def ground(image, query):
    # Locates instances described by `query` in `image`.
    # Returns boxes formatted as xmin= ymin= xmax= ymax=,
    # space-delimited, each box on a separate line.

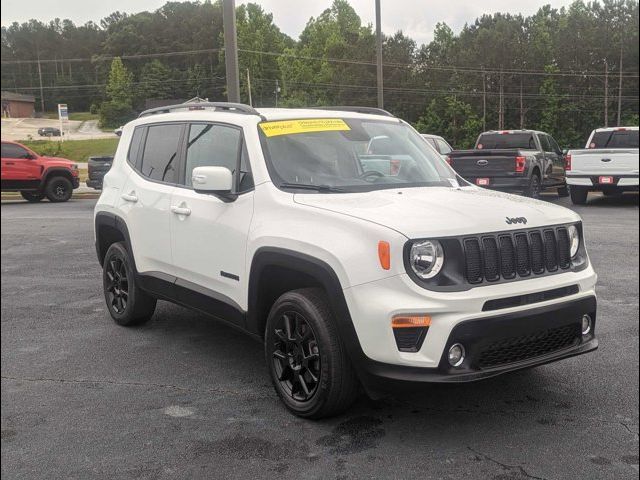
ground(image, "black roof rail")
xmin=138 ymin=102 xmax=264 ymax=119
xmin=309 ymin=106 xmax=395 ymax=117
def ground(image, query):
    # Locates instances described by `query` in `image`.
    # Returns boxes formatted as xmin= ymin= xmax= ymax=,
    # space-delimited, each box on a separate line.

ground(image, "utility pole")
xmin=375 ymin=0 xmax=384 ymax=109
xmin=617 ymin=43 xmax=623 ymax=126
xmin=482 ymin=69 xmax=486 ymax=131
xmin=498 ymin=71 xmax=504 ymax=130
xmin=604 ymin=59 xmax=609 ymax=127
xmin=275 ymin=79 xmax=280 ymax=107
xmin=222 ymin=0 xmax=240 ymax=103
xmin=36 ymin=49 xmax=45 ymax=113
xmin=519 ymin=75 xmax=524 ymax=128
xmin=246 ymin=68 xmax=253 ymax=106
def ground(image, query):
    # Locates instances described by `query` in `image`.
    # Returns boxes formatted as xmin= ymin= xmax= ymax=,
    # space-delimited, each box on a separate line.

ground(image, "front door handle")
xmin=170 ymin=205 xmax=191 ymax=216
xmin=121 ymin=192 xmax=138 ymax=203
xmin=5 ymin=162 xmax=15 ymax=165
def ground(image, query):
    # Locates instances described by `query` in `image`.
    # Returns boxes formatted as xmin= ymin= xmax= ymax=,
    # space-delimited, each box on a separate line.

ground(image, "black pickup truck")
xmin=86 ymin=156 xmax=113 ymax=190
xmin=447 ymin=130 xmax=568 ymax=198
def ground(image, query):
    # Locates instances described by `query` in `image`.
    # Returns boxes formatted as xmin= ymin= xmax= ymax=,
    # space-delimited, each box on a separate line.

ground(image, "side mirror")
xmin=562 ymin=149 xmax=569 ymax=156
xmin=23 ymin=153 xmax=36 ymax=160
xmin=192 ymin=166 xmax=236 ymax=201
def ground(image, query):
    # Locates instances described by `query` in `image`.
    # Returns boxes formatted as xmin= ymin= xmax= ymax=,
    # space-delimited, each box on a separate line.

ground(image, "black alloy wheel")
xmin=272 ymin=311 xmax=321 ymax=402
xmin=101 ymin=242 xmax=156 ymax=326
xmin=105 ymin=256 xmax=129 ymax=314
xmin=45 ymin=176 xmax=73 ymax=202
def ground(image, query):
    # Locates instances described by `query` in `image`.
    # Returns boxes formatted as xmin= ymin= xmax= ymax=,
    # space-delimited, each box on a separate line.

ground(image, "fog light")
xmin=448 ymin=343 xmax=466 ymax=367
xmin=581 ymin=314 xmax=592 ymax=335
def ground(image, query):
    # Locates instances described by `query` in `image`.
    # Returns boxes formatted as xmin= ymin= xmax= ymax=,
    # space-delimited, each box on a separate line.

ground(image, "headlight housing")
xmin=567 ymin=224 xmax=580 ymax=258
xmin=409 ymin=240 xmax=445 ymax=279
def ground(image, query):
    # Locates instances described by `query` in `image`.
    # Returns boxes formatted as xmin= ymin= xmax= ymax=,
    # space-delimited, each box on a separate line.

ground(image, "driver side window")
xmin=1 ymin=143 xmax=31 ymax=159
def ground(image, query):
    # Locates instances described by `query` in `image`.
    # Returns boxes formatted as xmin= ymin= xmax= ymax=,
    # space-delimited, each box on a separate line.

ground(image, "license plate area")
xmin=599 ymin=176 xmax=614 ymax=185
xmin=476 ymin=178 xmax=490 ymax=186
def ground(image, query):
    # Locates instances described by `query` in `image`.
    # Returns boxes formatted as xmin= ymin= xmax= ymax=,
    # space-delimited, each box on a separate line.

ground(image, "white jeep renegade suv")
xmin=94 ymin=103 xmax=598 ymax=418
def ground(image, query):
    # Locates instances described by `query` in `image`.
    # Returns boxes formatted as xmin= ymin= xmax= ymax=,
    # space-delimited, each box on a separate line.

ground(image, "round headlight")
xmin=409 ymin=240 xmax=445 ymax=279
xmin=568 ymin=225 xmax=580 ymax=258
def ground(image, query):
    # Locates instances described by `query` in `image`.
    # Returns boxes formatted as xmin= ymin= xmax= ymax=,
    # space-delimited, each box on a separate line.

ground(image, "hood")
xmin=40 ymin=156 xmax=75 ymax=166
xmin=294 ymin=186 xmax=580 ymax=238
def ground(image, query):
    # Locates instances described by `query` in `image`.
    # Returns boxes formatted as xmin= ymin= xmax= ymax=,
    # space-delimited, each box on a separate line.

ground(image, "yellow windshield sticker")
xmin=259 ymin=118 xmax=351 ymax=137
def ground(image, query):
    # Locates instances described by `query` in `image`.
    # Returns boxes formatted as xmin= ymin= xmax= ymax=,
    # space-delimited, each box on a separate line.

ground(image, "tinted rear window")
xmin=590 ymin=130 xmax=639 ymax=149
xmin=140 ymin=124 xmax=182 ymax=183
xmin=477 ymin=133 xmax=536 ymax=150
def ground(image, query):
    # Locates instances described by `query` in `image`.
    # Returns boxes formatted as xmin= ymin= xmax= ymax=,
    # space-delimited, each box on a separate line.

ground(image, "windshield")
xmin=258 ymin=118 xmax=458 ymax=192
xmin=476 ymin=133 xmax=536 ymax=150
xmin=589 ymin=130 xmax=639 ymax=149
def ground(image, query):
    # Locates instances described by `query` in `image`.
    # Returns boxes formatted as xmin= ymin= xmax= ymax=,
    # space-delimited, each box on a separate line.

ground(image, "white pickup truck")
xmin=566 ymin=126 xmax=639 ymax=205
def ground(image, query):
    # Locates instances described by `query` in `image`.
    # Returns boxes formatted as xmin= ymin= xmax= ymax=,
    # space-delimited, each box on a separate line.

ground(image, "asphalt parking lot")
xmin=1 ymin=195 xmax=638 ymax=480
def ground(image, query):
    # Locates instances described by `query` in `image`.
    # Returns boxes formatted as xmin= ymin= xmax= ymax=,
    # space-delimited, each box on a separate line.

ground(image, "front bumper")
xmin=353 ymin=296 xmax=597 ymax=392
xmin=342 ymin=266 xmax=598 ymax=391
xmin=71 ymin=177 xmax=80 ymax=189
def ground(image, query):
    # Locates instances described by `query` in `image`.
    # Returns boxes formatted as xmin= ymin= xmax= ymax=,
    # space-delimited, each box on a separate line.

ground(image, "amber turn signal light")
xmin=378 ymin=241 xmax=391 ymax=270
xmin=391 ymin=315 xmax=432 ymax=329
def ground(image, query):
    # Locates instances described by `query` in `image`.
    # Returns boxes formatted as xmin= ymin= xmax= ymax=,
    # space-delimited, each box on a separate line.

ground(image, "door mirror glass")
xmin=192 ymin=166 xmax=233 ymax=194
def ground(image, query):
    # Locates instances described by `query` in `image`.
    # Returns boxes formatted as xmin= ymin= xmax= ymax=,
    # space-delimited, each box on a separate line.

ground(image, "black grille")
xmin=482 ymin=238 xmax=500 ymax=281
xmin=464 ymin=227 xmax=573 ymax=284
xmin=464 ymin=239 xmax=483 ymax=284
xmin=477 ymin=323 xmax=581 ymax=369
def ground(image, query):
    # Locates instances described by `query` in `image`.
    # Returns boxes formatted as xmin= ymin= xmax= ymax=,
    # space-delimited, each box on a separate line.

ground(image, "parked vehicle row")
xmin=424 ymin=127 xmax=638 ymax=205
xmin=94 ymin=103 xmax=598 ymax=419
xmin=0 ymin=140 xmax=80 ymax=202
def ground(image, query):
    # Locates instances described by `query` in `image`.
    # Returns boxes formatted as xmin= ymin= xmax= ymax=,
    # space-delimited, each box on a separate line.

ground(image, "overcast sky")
xmin=1 ymin=0 xmax=576 ymax=45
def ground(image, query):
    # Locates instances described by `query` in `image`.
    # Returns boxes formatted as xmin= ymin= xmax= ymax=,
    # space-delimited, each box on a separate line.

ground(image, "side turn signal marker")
xmin=378 ymin=241 xmax=391 ymax=270
xmin=391 ymin=315 xmax=432 ymax=329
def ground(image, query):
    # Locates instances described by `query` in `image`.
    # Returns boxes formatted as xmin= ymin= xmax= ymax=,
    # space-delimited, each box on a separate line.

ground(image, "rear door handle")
xmin=121 ymin=192 xmax=138 ymax=203
xmin=170 ymin=205 xmax=191 ymax=216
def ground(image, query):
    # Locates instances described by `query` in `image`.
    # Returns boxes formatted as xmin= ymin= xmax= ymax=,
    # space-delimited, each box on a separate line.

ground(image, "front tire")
xmin=265 ymin=288 xmax=359 ymax=419
xmin=570 ymin=186 xmax=589 ymax=205
xmin=20 ymin=191 xmax=44 ymax=203
xmin=103 ymin=242 xmax=156 ymax=326
xmin=44 ymin=176 xmax=73 ymax=202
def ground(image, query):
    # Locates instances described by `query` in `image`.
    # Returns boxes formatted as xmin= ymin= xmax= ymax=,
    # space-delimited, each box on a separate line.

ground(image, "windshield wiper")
xmin=278 ymin=183 xmax=347 ymax=193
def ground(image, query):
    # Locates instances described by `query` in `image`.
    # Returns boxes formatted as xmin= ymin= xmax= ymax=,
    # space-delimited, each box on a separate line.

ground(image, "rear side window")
xmin=435 ymin=138 xmax=452 ymax=154
xmin=590 ymin=130 xmax=639 ymax=148
xmin=477 ymin=133 xmax=536 ymax=150
xmin=1 ymin=143 xmax=29 ymax=159
xmin=539 ymin=135 xmax=552 ymax=152
xmin=140 ymin=124 xmax=183 ymax=183
xmin=127 ymin=127 xmax=145 ymax=167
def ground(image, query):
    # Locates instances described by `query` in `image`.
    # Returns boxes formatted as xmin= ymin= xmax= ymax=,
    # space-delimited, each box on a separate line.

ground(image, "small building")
xmin=1 ymin=91 xmax=36 ymax=118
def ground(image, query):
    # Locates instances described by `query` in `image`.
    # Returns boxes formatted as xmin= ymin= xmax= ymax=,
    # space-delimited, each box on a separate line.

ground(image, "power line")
xmin=3 ymin=46 xmax=638 ymax=78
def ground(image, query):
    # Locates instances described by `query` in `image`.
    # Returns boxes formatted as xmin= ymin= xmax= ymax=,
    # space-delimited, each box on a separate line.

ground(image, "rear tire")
xmin=265 ymin=288 xmax=359 ymax=419
xmin=557 ymin=184 xmax=570 ymax=198
xmin=103 ymin=242 xmax=156 ymax=326
xmin=20 ymin=191 xmax=44 ymax=203
xmin=570 ymin=186 xmax=589 ymax=205
xmin=525 ymin=173 xmax=542 ymax=199
xmin=44 ymin=176 xmax=73 ymax=202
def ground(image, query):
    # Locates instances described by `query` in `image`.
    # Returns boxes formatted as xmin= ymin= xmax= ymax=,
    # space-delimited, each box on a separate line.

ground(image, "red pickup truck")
xmin=1 ymin=141 xmax=80 ymax=202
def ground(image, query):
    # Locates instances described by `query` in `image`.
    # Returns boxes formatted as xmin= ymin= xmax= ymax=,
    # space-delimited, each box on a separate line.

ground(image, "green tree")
xmin=105 ymin=57 xmax=133 ymax=104
xmin=137 ymin=59 xmax=174 ymax=104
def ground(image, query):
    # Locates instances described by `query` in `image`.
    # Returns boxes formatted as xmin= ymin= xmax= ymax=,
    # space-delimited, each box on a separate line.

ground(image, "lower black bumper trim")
xmin=354 ymin=296 xmax=597 ymax=393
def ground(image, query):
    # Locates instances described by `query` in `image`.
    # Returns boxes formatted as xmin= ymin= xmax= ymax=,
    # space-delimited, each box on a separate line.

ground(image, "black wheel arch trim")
xmin=40 ymin=168 xmax=76 ymax=190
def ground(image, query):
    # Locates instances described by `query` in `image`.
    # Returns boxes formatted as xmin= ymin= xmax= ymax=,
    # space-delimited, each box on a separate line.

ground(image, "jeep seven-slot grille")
xmin=464 ymin=227 xmax=572 ymax=284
